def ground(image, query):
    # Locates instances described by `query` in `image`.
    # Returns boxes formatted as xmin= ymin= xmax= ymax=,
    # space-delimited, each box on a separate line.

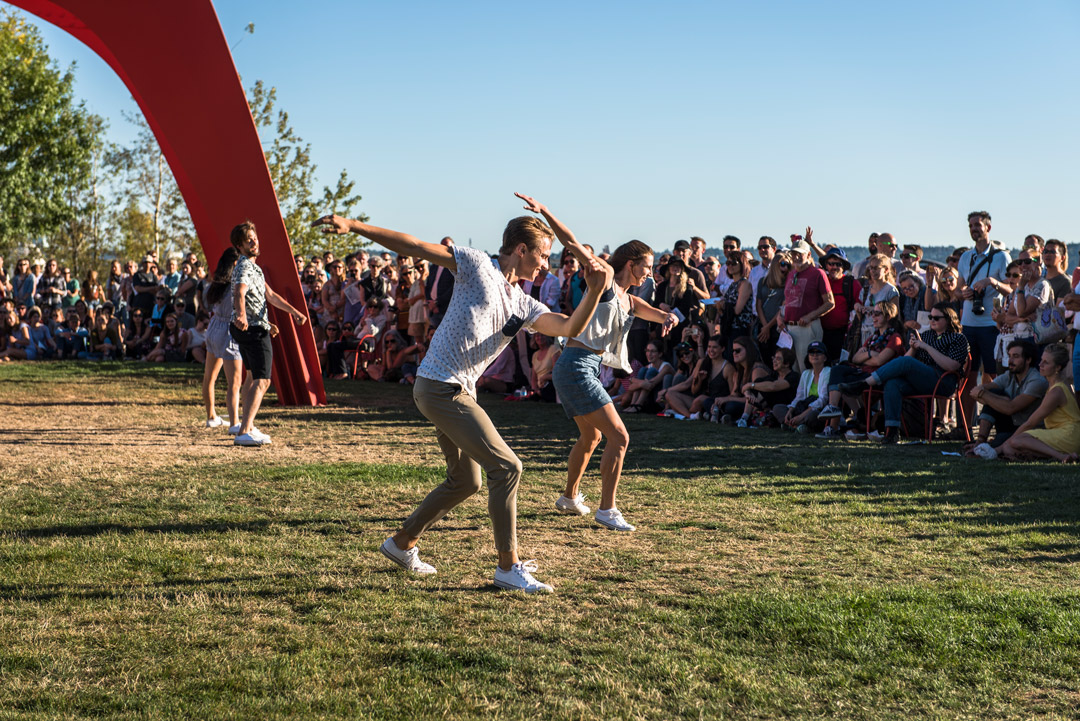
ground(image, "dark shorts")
xmin=962 ymin=325 xmax=998 ymax=375
xmin=229 ymin=324 xmax=273 ymax=380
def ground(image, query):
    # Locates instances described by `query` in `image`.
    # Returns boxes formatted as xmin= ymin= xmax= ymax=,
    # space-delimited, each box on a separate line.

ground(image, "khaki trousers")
xmin=786 ymin=320 xmax=823 ymax=373
xmin=402 ymin=376 xmax=522 ymax=552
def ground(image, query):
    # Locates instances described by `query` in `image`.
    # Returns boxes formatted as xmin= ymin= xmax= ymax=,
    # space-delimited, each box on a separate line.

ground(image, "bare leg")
xmin=223 ymin=358 xmax=242 ymax=426
xmin=565 ymin=416 xmax=602 ymax=499
xmin=581 ymin=404 xmax=630 ymax=510
xmin=688 ymin=394 xmax=711 ymax=414
xmin=238 ymin=372 xmax=270 ymax=435
xmin=665 ymin=390 xmax=694 ymax=416
xmin=1001 ymin=433 xmax=1071 ymax=462
xmin=202 ymin=352 xmax=222 ymax=420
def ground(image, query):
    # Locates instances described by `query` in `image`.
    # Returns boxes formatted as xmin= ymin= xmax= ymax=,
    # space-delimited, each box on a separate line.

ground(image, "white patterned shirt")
xmin=418 ymin=247 xmax=547 ymax=397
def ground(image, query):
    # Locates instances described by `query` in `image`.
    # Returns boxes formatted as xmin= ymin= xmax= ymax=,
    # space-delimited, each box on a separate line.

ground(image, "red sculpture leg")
xmin=11 ymin=0 xmax=326 ymax=406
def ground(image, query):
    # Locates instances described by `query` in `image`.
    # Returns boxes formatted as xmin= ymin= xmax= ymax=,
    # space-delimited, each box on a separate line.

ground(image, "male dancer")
xmin=313 ymin=208 xmax=611 ymax=593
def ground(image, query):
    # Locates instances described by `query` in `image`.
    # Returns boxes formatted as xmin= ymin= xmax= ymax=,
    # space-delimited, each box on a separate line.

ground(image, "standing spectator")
xmin=872 ymin=233 xmax=907 ymax=277
xmin=106 ymin=261 xmax=125 ymax=309
xmin=61 ymin=267 xmax=80 ymax=308
xmin=854 ymin=254 xmax=899 ymax=349
xmin=670 ymin=240 xmax=710 ymax=300
xmin=521 ymin=259 xmax=560 ymax=311
xmin=36 ymin=259 xmax=67 ymax=312
xmin=1041 ymin=239 xmax=1071 ymax=301
xmin=819 ymin=248 xmax=860 ymax=361
xmin=159 ymin=258 xmax=182 ymax=293
xmin=924 ymin=265 xmax=964 ymax=316
xmin=655 ymin=258 xmax=699 ymax=350
xmin=130 ymin=259 xmax=159 ymax=318
xmin=0 ymin=256 xmax=9 ymax=300
xmin=851 ymin=232 xmax=882 ymax=282
xmin=320 ymin=260 xmax=347 ymax=327
xmin=711 ymin=236 xmax=741 ymax=297
xmin=755 ymin=250 xmax=791 ymax=363
xmin=690 ymin=236 xmax=709 ymax=274
xmin=897 ymin=271 xmax=926 ymax=331
xmin=12 ymin=259 xmax=36 ymax=308
xmin=900 ymin=245 xmax=925 ymax=280
xmin=79 ymin=270 xmax=100 ymax=310
xmin=718 ymin=251 xmax=755 ymax=356
xmin=779 ymin=238 xmax=834 ymax=372
xmin=625 ymin=264 xmax=656 ymax=368
xmin=748 ymin=236 xmax=776 ymax=310
xmin=958 ymin=210 xmax=1011 ymax=428
xmin=406 ymin=265 xmax=430 ymax=342
xmin=176 ymin=262 xmax=200 ymax=311
xmin=424 ymin=236 xmax=455 ymax=325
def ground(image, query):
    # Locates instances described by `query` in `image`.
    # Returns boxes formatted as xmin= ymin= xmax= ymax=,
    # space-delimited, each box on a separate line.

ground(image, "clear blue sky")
xmin=8 ymin=0 xmax=1080 ymax=255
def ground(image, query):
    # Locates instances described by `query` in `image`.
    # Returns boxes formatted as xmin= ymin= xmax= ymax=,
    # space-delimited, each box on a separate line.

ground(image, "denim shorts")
xmin=552 ymin=346 xmax=610 ymax=419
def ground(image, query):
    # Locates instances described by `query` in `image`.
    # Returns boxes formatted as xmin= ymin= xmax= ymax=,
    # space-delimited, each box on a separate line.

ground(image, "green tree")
xmin=0 ymin=10 xmax=99 ymax=259
xmin=247 ymin=80 xmax=367 ymax=258
xmin=49 ymin=113 xmax=111 ymax=275
xmin=108 ymin=112 xmax=195 ymax=262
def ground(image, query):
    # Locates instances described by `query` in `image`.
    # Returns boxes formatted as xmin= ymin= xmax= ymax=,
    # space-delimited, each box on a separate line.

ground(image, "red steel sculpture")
xmin=11 ymin=0 xmax=326 ymax=405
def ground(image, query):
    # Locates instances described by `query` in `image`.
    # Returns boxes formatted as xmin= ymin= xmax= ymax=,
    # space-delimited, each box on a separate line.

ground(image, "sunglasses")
xmin=870 ymin=310 xmax=884 ymax=317
xmin=929 ymin=315 xmax=946 ymax=321
xmin=733 ymin=348 xmax=745 ymax=354
xmin=1042 ymin=248 xmax=1059 ymax=255
xmin=825 ymin=261 xmax=842 ymax=268
xmin=808 ymin=349 xmax=825 ymax=355
xmin=1006 ymin=273 xmax=1021 ymax=279
xmin=879 ymin=241 xmax=896 ymax=247
xmin=326 ymin=326 xmax=340 ymax=331
xmin=779 ymin=262 xmax=791 ymax=269
xmin=725 ymin=261 xmax=739 ymax=266
xmin=902 ymin=253 xmax=918 ymax=259
xmin=1018 ymin=258 xmax=1039 ymax=266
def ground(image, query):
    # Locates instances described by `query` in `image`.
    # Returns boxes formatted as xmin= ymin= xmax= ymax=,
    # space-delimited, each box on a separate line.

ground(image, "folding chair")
xmin=862 ymin=354 xmax=972 ymax=442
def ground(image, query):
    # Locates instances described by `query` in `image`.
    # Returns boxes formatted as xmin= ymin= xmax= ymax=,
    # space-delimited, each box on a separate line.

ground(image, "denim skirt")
xmin=552 ymin=345 xmax=610 ymax=419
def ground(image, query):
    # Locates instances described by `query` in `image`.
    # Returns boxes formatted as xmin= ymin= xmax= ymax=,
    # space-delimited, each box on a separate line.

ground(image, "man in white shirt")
xmin=314 ymin=203 xmax=610 ymax=594
xmin=748 ymin=235 xmax=775 ymax=309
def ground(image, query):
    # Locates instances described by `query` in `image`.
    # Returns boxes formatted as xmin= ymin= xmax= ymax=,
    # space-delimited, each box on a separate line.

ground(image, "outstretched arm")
xmin=312 ymin=215 xmax=456 ymax=271
xmin=532 ymin=256 xmax=613 ymax=338
xmin=628 ymin=295 xmax=679 ymax=336
xmin=515 ymin=192 xmax=601 ymax=270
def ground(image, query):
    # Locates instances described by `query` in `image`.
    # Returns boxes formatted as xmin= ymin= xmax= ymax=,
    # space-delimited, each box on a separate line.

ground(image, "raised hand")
xmin=311 ymin=214 xmax=351 ymax=235
xmin=805 ymin=226 xmax=815 ymax=246
xmin=583 ymin=255 xmax=613 ymax=291
xmin=514 ymin=192 xmax=547 ymax=215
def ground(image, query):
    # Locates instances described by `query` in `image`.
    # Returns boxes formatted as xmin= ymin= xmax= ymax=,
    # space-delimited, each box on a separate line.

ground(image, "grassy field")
xmin=1 ymin=362 xmax=1079 ymax=719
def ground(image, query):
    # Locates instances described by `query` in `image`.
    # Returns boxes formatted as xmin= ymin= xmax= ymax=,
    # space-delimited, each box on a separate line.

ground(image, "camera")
xmin=971 ymin=294 xmax=985 ymax=315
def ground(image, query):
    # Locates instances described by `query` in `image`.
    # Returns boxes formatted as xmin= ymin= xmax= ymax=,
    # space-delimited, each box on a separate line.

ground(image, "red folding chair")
xmin=343 ymin=333 xmax=376 ymax=378
xmin=862 ymin=354 xmax=972 ymax=442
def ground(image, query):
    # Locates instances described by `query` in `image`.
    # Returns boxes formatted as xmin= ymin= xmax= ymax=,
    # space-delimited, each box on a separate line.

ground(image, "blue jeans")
xmin=871 ymin=357 xmax=950 ymax=429
xmin=1074 ymin=340 xmax=1080 ymax=396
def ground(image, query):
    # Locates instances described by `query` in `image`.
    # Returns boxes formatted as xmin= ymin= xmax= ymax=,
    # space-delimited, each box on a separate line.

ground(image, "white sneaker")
xmin=972 ymin=443 xmax=998 ymax=460
xmin=229 ymin=424 xmax=259 ymax=436
xmin=845 ymin=430 xmax=867 ymax=441
xmin=234 ymin=432 xmax=270 ymax=446
xmin=689 ymin=412 xmax=701 ymax=421
xmin=867 ymin=430 xmax=884 ymax=442
xmin=494 ymin=560 xmax=553 ymax=593
xmin=379 ymin=537 xmax=436 ymax=575
xmin=205 ymin=416 xmax=225 ymax=428
xmin=595 ymin=508 xmax=636 ymax=531
xmin=818 ymin=404 xmax=843 ymax=419
xmin=555 ymin=493 xmax=590 ymax=516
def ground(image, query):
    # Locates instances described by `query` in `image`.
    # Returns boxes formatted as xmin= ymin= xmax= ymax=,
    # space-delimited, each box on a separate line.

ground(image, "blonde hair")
xmin=867 ymin=253 xmax=896 ymax=285
xmin=765 ymin=251 xmax=791 ymax=289
xmin=500 ymin=216 xmax=553 ymax=255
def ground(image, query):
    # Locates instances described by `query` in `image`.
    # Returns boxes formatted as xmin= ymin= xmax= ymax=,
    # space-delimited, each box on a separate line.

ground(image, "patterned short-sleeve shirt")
xmin=913 ymin=329 xmax=969 ymax=374
xmin=418 ymin=246 xmax=548 ymax=397
xmin=231 ymin=255 xmax=269 ymax=329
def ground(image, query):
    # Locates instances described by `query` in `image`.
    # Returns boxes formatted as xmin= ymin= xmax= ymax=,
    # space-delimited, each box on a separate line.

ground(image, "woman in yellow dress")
xmin=1000 ymin=343 xmax=1080 ymax=463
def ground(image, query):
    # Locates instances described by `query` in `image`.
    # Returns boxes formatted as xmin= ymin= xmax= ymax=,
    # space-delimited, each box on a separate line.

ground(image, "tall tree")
xmin=0 ymin=10 xmax=99 ymax=259
xmin=247 ymin=80 xmax=367 ymax=258
xmin=108 ymin=112 xmax=195 ymax=262
xmin=49 ymin=113 xmax=110 ymax=274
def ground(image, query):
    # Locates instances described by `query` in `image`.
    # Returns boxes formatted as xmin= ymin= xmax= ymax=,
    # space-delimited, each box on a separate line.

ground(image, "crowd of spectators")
xmin=2 ymin=211 xmax=1079 ymax=461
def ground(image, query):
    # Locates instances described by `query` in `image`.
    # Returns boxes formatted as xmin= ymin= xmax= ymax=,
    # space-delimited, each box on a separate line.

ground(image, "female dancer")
xmin=517 ymin=196 xmax=678 ymax=532
xmin=202 ymin=248 xmax=243 ymax=430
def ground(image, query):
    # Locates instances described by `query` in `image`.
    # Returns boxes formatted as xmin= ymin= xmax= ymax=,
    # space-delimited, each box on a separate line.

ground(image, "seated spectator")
xmin=997 ymin=343 xmax=1080 ymax=463
xmin=966 ymin=339 xmax=1046 ymax=452
xmin=144 ymin=313 xmax=185 ymax=362
xmin=779 ymin=341 xmax=832 ymax=432
xmin=663 ymin=336 xmax=734 ymax=420
xmin=817 ymin=300 xmax=906 ymax=438
xmin=657 ymin=342 xmax=699 ymax=417
xmin=402 ymin=323 xmax=437 ymax=385
xmin=55 ymin=308 xmax=89 ymax=359
xmin=5 ymin=308 xmax=33 ymax=359
xmin=83 ymin=312 xmax=120 ymax=360
xmin=379 ymin=330 xmax=422 ymax=383
xmin=736 ymin=346 xmax=799 ymax=427
xmin=710 ymin=336 xmax=769 ymax=424
xmin=172 ymin=298 xmax=196 ymax=330
xmin=754 ymin=250 xmax=791 ymax=363
xmin=124 ymin=309 xmax=154 ymax=360
xmin=25 ymin=307 xmax=57 ymax=360
xmin=476 ymin=343 xmax=518 ymax=394
xmin=46 ymin=306 xmax=65 ymax=335
xmin=318 ymin=321 xmax=342 ymax=374
xmin=621 ymin=340 xmax=674 ymax=413
xmin=149 ymin=290 xmax=171 ymax=329
xmin=529 ymin=334 xmax=560 ymax=402
xmin=73 ymin=298 xmax=92 ymax=329
xmin=837 ymin=303 xmax=969 ymax=444
xmin=186 ymin=312 xmax=210 ymax=364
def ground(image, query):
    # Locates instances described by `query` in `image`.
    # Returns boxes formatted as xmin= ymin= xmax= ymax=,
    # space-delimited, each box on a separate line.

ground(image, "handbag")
xmin=1032 ymin=302 xmax=1067 ymax=344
